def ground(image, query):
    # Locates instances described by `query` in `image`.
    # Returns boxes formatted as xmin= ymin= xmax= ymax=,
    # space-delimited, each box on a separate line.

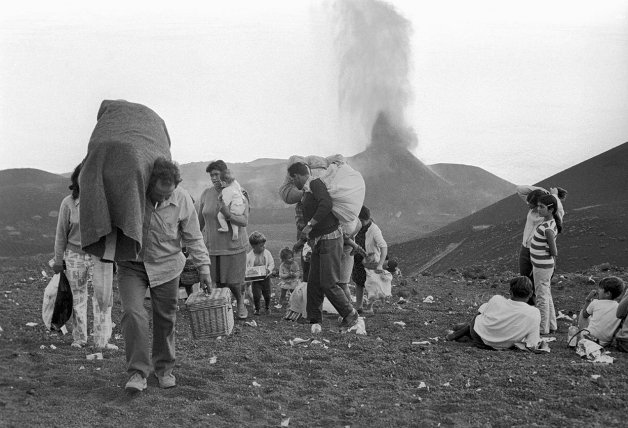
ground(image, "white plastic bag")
xmin=365 ymin=269 xmax=393 ymax=302
xmin=283 ymin=155 xmax=365 ymax=237
xmin=42 ymin=274 xmax=60 ymax=330
xmin=576 ymin=338 xmax=603 ymax=360
xmin=567 ymin=325 xmax=583 ymax=347
xmin=288 ymin=282 xmax=308 ymax=319
xmin=322 ymin=296 xmax=339 ymax=314
xmin=318 ymin=163 xmax=365 ymax=237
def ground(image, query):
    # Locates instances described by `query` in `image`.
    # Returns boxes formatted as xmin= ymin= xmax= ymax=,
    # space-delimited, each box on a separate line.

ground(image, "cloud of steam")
xmin=333 ymin=0 xmax=417 ymax=151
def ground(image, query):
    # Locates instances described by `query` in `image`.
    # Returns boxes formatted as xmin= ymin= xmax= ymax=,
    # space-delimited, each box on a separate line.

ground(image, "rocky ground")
xmin=1 ymin=254 xmax=627 ymax=427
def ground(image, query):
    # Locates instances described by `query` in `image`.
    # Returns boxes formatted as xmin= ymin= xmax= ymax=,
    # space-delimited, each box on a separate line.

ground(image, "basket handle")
xmin=201 ymin=283 xmax=217 ymax=295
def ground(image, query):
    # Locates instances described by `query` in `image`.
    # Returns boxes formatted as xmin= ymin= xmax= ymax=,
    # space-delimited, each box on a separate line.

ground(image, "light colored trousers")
xmin=533 ymin=266 xmax=557 ymax=334
xmin=64 ymin=249 xmax=114 ymax=346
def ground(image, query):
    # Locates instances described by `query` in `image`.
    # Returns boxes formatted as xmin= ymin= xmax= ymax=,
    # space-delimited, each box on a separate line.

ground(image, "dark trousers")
xmin=519 ymin=246 xmax=536 ymax=305
xmin=252 ymin=277 xmax=271 ymax=311
xmin=449 ymin=315 xmax=491 ymax=349
xmin=306 ymin=235 xmax=353 ymax=323
xmin=301 ymin=256 xmax=310 ymax=283
xmin=118 ymin=261 xmax=179 ymax=379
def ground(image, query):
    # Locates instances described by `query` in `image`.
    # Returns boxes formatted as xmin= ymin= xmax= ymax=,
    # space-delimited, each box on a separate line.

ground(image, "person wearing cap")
xmin=287 ymin=162 xmax=359 ymax=330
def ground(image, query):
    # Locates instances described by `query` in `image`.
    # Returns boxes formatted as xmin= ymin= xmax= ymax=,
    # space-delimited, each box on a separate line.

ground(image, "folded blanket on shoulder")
xmin=80 ymin=100 xmax=172 ymax=261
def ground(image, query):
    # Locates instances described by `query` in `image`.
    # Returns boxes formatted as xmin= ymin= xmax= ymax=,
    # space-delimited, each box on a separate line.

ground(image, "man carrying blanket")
xmin=119 ymin=158 xmax=211 ymax=392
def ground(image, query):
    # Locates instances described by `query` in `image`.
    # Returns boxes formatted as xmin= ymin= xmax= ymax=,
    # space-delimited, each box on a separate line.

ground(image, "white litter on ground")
xmin=423 ymin=296 xmax=434 ymax=303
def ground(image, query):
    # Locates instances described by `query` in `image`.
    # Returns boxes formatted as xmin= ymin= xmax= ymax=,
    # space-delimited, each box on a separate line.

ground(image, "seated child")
xmin=246 ymin=231 xmax=275 ymax=315
xmin=217 ymin=169 xmax=246 ymax=240
xmin=615 ymin=278 xmax=628 ymax=352
xmin=383 ymin=258 xmax=400 ymax=276
xmin=277 ymin=247 xmax=300 ymax=305
xmin=577 ymin=276 xmax=624 ymax=346
xmin=446 ymin=276 xmax=541 ymax=350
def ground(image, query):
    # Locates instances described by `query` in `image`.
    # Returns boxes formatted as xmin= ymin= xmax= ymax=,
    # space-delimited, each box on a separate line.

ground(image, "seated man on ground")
xmin=577 ymin=276 xmax=624 ymax=347
xmin=446 ymin=276 xmax=541 ymax=350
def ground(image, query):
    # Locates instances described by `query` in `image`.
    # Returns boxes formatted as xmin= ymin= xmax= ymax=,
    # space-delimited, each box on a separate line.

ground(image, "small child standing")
xmin=277 ymin=247 xmax=301 ymax=305
xmin=246 ymin=232 xmax=275 ymax=315
xmin=217 ymin=169 xmax=246 ymax=240
xmin=577 ymin=276 xmax=625 ymax=346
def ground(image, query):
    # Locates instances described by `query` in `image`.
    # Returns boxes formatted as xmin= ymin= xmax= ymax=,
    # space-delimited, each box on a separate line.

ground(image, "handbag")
xmin=51 ymin=271 xmax=73 ymax=331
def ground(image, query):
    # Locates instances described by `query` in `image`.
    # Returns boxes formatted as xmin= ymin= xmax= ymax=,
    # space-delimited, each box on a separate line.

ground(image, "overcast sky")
xmin=1 ymin=0 xmax=627 ymax=184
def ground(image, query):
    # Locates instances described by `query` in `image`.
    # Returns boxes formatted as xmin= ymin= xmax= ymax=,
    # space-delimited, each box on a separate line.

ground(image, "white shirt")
xmin=364 ymin=222 xmax=387 ymax=264
xmin=473 ymin=295 xmax=541 ymax=349
xmin=586 ymin=299 xmax=621 ymax=346
xmin=246 ymin=249 xmax=275 ymax=272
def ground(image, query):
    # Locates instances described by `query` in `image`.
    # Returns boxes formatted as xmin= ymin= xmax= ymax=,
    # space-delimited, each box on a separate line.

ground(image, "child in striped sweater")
xmin=530 ymin=194 xmax=562 ymax=334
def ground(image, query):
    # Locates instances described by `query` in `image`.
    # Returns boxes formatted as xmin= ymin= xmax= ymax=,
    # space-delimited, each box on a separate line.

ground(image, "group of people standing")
xmin=54 ymin=156 xmax=390 ymax=393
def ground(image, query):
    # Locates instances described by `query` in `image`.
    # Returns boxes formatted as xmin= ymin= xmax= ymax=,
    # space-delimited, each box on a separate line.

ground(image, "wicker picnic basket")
xmin=185 ymin=288 xmax=234 ymax=339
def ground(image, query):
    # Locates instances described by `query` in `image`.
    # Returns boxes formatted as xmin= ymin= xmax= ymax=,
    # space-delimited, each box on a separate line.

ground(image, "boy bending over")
xmin=447 ymin=277 xmax=541 ymax=350
xmin=577 ymin=276 xmax=624 ymax=346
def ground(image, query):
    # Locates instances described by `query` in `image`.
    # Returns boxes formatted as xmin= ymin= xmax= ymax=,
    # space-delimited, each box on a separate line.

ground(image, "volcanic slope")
xmin=0 ymin=169 xmax=68 ymax=256
xmin=391 ymin=141 xmax=628 ymax=275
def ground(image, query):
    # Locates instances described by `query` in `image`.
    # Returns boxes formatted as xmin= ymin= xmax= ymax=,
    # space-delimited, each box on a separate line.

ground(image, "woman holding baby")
xmin=197 ymin=160 xmax=250 ymax=319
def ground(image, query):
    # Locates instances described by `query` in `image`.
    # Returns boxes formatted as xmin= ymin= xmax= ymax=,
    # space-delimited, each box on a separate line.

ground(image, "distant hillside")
xmin=390 ymin=142 xmax=628 ymax=274
xmin=0 ymin=169 xmax=69 ymax=256
xmin=179 ymin=114 xmax=515 ymax=243
xmin=0 ymin=146 xmax=515 ymax=256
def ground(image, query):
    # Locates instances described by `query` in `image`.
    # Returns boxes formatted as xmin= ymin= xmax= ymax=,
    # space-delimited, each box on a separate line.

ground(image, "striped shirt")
xmin=529 ymin=219 xmax=557 ymax=269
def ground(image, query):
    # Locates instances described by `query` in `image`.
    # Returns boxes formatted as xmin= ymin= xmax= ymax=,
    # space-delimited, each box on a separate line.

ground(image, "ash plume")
xmin=333 ymin=0 xmax=417 ymax=151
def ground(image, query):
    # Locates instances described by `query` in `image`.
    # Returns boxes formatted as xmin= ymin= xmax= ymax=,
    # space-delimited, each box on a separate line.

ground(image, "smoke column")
xmin=333 ymin=0 xmax=417 ymax=151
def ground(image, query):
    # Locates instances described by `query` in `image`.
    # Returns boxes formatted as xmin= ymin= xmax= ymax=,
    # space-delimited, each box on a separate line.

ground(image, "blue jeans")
xmin=306 ymin=235 xmax=354 ymax=323
xmin=118 ymin=262 xmax=179 ymax=379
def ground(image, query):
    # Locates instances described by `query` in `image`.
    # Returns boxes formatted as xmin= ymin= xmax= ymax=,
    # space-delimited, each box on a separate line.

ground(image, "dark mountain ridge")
xmin=390 ymin=141 xmax=628 ymax=274
xmin=0 ymin=150 xmax=513 ymax=256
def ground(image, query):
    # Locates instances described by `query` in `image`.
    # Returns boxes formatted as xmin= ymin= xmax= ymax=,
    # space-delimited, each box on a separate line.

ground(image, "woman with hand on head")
xmin=516 ymin=185 xmax=566 ymax=303
xmin=530 ymin=193 xmax=563 ymax=334
xmin=197 ymin=160 xmax=250 ymax=319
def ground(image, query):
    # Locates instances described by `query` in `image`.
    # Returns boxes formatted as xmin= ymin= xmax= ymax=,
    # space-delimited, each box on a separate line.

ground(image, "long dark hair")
xmin=69 ymin=163 xmax=82 ymax=200
xmin=538 ymin=194 xmax=562 ymax=234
